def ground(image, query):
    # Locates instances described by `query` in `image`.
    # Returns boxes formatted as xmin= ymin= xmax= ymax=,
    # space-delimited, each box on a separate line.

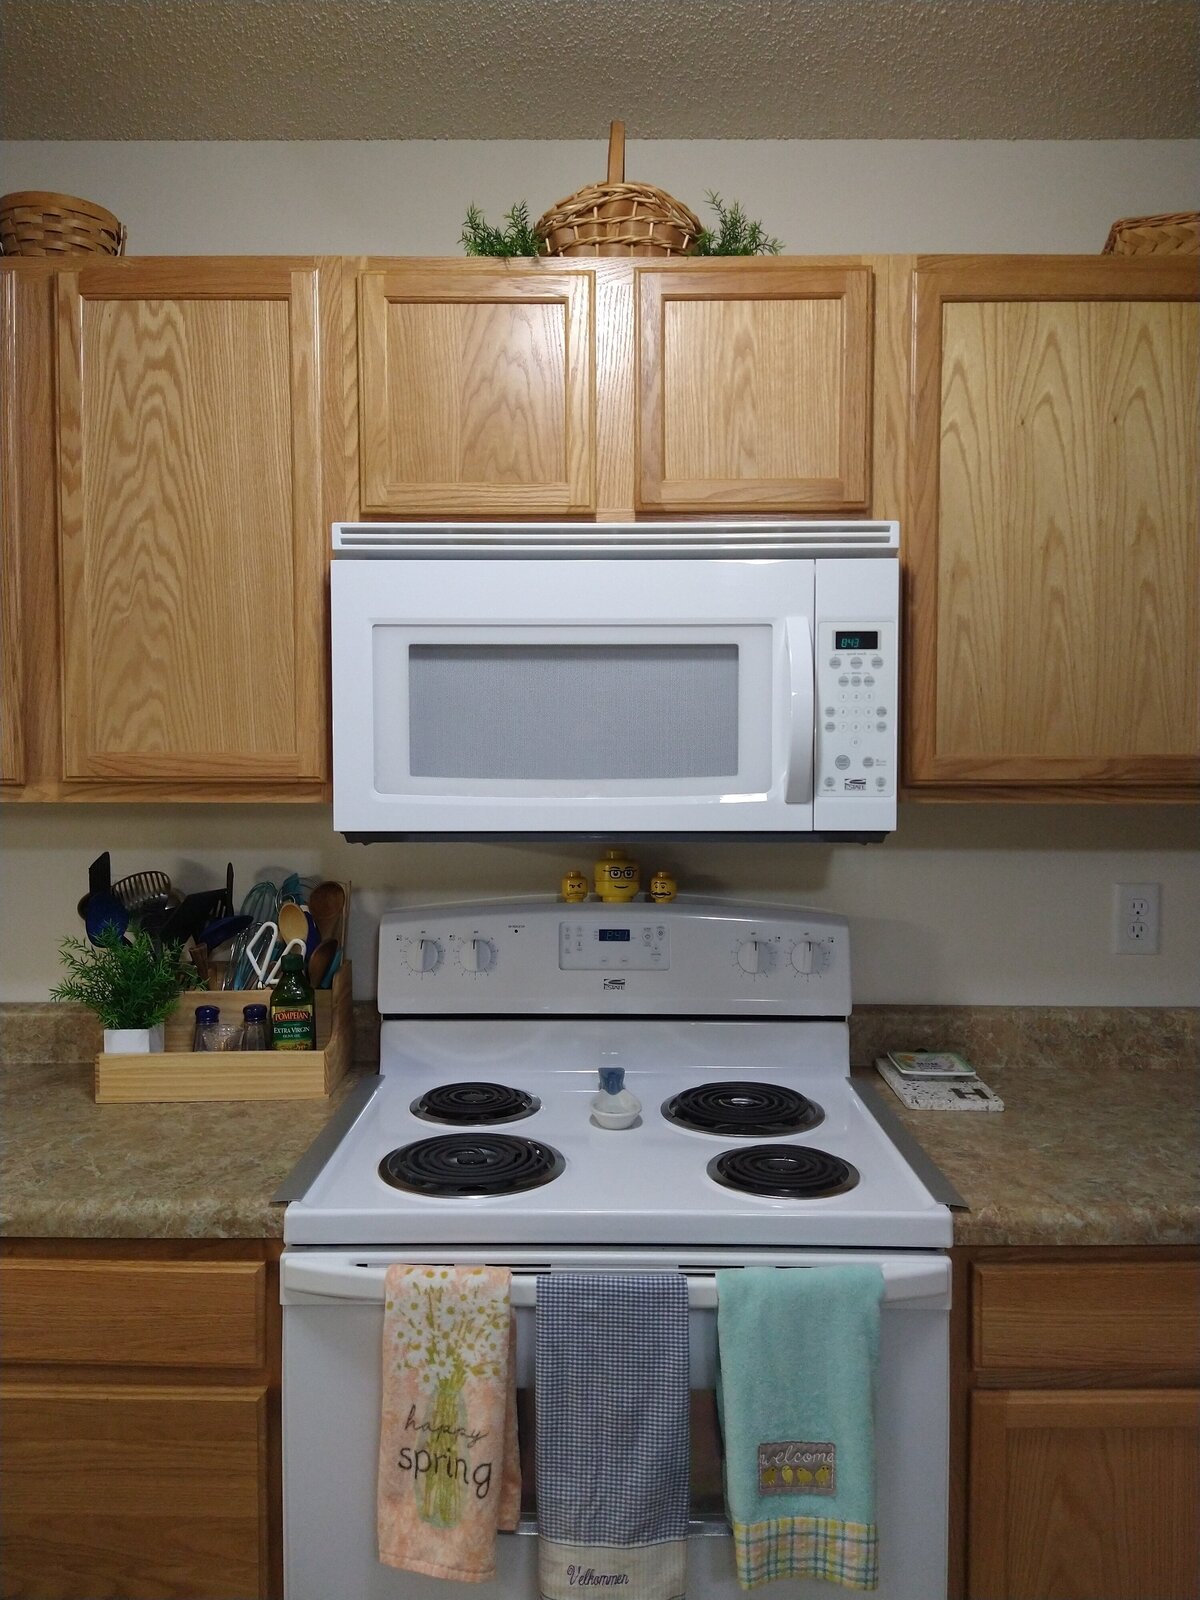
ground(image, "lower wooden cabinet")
xmin=969 ymin=1388 xmax=1200 ymax=1600
xmin=0 ymin=1241 xmax=280 ymax=1600
xmin=960 ymin=1249 xmax=1200 ymax=1600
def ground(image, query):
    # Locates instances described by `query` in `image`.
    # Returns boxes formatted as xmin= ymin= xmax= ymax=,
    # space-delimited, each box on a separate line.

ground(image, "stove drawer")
xmin=0 ymin=1258 xmax=267 ymax=1370
xmin=973 ymin=1261 xmax=1200 ymax=1378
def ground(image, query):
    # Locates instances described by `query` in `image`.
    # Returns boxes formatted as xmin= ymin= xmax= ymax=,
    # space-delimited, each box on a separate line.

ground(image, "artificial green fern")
xmin=693 ymin=192 xmax=783 ymax=256
xmin=51 ymin=927 xmax=203 ymax=1030
xmin=460 ymin=201 xmax=545 ymax=258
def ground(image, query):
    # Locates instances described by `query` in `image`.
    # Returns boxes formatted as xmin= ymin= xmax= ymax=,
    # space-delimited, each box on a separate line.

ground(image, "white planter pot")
xmin=103 ymin=1024 xmax=165 ymax=1054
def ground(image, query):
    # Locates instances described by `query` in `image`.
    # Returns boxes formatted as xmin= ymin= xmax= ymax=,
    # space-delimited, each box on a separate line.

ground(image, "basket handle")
xmin=606 ymin=120 xmax=626 ymax=185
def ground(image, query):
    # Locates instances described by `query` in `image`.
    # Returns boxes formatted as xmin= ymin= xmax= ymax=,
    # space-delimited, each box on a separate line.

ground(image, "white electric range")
xmin=281 ymin=898 xmax=955 ymax=1600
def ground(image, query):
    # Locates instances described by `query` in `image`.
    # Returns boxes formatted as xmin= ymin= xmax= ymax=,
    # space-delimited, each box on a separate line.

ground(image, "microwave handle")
xmin=783 ymin=615 xmax=815 ymax=804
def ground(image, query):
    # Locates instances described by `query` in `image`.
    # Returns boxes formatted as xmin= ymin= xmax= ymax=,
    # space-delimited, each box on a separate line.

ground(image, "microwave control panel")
xmin=814 ymin=621 xmax=898 ymax=800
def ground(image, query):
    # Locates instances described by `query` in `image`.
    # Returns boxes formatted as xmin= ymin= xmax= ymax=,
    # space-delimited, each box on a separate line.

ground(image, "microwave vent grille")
xmin=333 ymin=521 xmax=899 ymax=559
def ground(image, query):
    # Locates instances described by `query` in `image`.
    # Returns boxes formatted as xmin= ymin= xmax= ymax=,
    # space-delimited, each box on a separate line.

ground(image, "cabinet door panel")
xmin=56 ymin=261 xmax=325 ymax=783
xmin=908 ymin=257 xmax=1200 ymax=791
xmin=358 ymin=267 xmax=594 ymax=514
xmin=638 ymin=265 xmax=872 ymax=511
xmin=969 ymin=1389 xmax=1200 ymax=1600
xmin=0 ymin=1382 xmax=267 ymax=1599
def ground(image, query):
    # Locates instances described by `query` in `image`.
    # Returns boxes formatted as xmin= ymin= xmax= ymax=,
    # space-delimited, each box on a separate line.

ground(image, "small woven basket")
xmin=537 ymin=122 xmax=700 ymax=258
xmin=0 ymin=190 xmax=126 ymax=257
xmin=1102 ymin=211 xmax=1199 ymax=257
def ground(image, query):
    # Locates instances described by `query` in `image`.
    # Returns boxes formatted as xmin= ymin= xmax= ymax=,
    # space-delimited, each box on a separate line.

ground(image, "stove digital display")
xmin=598 ymin=929 xmax=631 ymax=942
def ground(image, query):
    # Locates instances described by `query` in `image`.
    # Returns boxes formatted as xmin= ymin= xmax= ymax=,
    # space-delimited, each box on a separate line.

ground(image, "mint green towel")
xmin=716 ymin=1265 xmax=884 ymax=1592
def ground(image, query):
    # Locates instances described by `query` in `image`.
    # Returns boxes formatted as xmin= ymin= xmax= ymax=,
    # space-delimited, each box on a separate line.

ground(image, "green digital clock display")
xmin=834 ymin=631 xmax=879 ymax=651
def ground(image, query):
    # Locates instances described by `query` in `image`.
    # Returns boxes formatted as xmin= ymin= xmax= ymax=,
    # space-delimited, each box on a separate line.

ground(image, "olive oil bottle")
xmin=270 ymin=952 xmax=316 ymax=1050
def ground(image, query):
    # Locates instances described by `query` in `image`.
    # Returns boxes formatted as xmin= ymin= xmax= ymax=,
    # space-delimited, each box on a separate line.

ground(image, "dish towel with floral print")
xmin=716 ymin=1265 xmax=885 ymax=1592
xmin=378 ymin=1264 xmax=521 ymax=1582
xmin=536 ymin=1272 xmax=690 ymax=1600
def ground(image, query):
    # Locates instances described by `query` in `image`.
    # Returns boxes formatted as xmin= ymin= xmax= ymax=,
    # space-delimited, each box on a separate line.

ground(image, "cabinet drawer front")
xmin=0 ymin=1260 xmax=267 ymax=1370
xmin=0 ymin=1382 xmax=266 ymax=1599
xmin=974 ymin=1261 xmax=1200 ymax=1376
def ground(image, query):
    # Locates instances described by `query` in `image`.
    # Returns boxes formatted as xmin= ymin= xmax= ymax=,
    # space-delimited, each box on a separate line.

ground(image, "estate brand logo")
xmin=602 ymin=977 xmax=626 ymax=990
xmin=757 ymin=1439 xmax=837 ymax=1495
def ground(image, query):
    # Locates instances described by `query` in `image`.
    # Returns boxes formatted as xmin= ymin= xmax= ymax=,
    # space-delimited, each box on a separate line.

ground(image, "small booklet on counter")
xmin=886 ymin=1049 xmax=976 ymax=1079
xmin=875 ymin=1056 xmax=1005 ymax=1112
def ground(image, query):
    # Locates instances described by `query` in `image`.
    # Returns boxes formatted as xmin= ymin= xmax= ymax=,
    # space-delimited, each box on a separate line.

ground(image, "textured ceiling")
xmin=2 ymin=0 xmax=1197 ymax=140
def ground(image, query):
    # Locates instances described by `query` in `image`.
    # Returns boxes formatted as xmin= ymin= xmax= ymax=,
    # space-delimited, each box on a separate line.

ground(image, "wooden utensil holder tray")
xmin=93 ymin=963 xmax=352 ymax=1103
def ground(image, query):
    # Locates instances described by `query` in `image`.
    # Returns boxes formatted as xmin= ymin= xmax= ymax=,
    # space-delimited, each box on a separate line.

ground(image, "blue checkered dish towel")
xmin=536 ymin=1273 xmax=690 ymax=1600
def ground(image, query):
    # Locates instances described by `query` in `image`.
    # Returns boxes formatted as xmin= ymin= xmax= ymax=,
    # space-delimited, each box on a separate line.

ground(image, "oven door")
xmin=281 ymin=1249 xmax=949 ymax=1600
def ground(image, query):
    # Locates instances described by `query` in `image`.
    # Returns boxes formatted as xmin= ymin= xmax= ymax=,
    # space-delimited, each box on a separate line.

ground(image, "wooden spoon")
xmin=277 ymin=901 xmax=310 ymax=949
xmin=308 ymin=881 xmax=346 ymax=943
xmin=307 ymin=938 xmax=338 ymax=989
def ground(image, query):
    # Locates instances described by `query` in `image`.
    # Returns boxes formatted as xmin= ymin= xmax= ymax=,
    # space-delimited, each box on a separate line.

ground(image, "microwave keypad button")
xmin=823 ymin=776 xmax=835 ymax=788
xmin=863 ymin=757 xmax=875 ymax=768
xmin=863 ymin=674 xmax=875 ymax=686
xmin=830 ymin=656 xmax=842 ymax=668
xmin=872 ymin=655 xmax=884 ymax=669
xmin=877 ymin=721 xmax=887 ymax=732
xmin=850 ymin=675 xmax=862 ymax=686
xmin=850 ymin=656 xmax=863 ymax=668
xmin=825 ymin=705 xmax=835 ymax=717
xmin=877 ymin=706 xmax=887 ymax=716
xmin=835 ymin=755 xmax=851 ymax=770
xmin=824 ymin=721 xmax=836 ymax=732
xmin=838 ymin=675 xmax=849 ymax=687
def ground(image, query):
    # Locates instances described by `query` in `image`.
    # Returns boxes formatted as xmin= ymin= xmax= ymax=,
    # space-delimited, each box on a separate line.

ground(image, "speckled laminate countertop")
xmin=0 ymin=1058 xmax=367 ymax=1239
xmin=870 ymin=1060 xmax=1199 ymax=1247
xmin=2 ymin=1054 xmax=1196 ymax=1247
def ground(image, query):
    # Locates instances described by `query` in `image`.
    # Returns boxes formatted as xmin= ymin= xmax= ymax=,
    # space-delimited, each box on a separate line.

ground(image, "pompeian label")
xmin=757 ymin=1439 xmax=837 ymax=1495
xmin=271 ymin=1004 xmax=315 ymax=1049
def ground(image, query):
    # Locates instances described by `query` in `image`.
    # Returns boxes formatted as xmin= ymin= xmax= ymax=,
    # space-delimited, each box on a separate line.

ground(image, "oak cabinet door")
xmin=636 ymin=265 xmax=873 ymax=512
xmin=969 ymin=1389 xmax=1200 ymax=1600
xmin=55 ymin=260 xmax=326 ymax=784
xmin=358 ymin=265 xmax=595 ymax=515
xmin=908 ymin=258 xmax=1200 ymax=794
xmin=0 ymin=1383 xmax=268 ymax=1599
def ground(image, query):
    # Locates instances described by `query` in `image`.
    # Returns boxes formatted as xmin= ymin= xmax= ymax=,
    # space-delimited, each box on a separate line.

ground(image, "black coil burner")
xmin=411 ymin=1081 xmax=539 ymax=1126
xmin=379 ymin=1134 xmax=565 ymax=1198
xmin=662 ymin=1081 xmax=823 ymax=1137
xmin=707 ymin=1144 xmax=859 ymax=1200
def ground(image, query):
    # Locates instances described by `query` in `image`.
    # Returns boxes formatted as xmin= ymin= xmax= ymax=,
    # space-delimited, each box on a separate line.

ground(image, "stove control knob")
xmin=457 ymin=936 xmax=496 ymax=974
xmin=404 ymin=936 xmax=443 ymax=974
xmin=736 ymin=937 xmax=768 ymax=975
xmin=791 ymin=939 xmax=817 ymax=975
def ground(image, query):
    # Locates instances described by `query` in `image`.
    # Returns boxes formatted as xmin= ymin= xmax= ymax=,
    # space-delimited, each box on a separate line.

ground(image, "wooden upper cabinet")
xmin=907 ymin=257 xmax=1200 ymax=794
xmin=636 ymin=264 xmax=873 ymax=513
xmin=55 ymin=259 xmax=327 ymax=784
xmin=357 ymin=265 xmax=595 ymax=515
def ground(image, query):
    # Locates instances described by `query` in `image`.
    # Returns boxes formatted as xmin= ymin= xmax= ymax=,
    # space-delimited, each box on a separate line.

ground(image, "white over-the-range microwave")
xmin=330 ymin=521 xmax=899 ymax=840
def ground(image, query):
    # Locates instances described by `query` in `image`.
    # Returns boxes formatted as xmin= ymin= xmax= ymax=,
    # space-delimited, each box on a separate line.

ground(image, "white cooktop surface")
xmin=284 ymin=1019 xmax=952 ymax=1248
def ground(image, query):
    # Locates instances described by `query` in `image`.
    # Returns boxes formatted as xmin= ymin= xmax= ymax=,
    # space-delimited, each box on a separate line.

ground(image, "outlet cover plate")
xmin=1113 ymin=882 xmax=1161 ymax=955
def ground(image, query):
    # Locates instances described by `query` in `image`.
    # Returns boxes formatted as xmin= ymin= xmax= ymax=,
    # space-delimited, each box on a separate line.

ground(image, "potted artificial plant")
xmin=51 ymin=926 xmax=203 ymax=1053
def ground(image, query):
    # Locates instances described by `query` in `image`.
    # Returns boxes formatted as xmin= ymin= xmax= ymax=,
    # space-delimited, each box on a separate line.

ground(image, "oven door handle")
xmin=782 ymin=614 xmax=814 ymax=804
xmin=281 ymin=1256 xmax=949 ymax=1307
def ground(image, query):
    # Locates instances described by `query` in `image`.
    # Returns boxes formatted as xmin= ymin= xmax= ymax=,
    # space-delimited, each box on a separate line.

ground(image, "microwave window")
xmin=407 ymin=644 xmax=739 ymax=780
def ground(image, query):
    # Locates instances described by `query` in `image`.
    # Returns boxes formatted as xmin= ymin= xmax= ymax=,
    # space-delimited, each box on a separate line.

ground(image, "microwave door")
xmin=331 ymin=556 xmax=826 ymax=838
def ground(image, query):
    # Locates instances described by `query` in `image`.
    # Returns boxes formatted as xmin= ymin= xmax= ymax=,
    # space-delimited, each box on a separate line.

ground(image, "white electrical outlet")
xmin=1113 ymin=882 xmax=1161 ymax=954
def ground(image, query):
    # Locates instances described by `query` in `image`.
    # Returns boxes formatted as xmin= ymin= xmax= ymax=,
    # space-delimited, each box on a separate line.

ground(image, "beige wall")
xmin=2 ymin=138 xmax=1197 ymax=1006
xmin=3 ymin=138 xmax=1198 ymax=255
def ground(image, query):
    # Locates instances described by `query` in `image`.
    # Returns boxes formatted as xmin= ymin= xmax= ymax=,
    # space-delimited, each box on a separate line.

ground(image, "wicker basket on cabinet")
xmin=1102 ymin=211 xmax=1199 ymax=256
xmin=0 ymin=190 xmax=126 ymax=257
xmin=537 ymin=122 xmax=700 ymax=258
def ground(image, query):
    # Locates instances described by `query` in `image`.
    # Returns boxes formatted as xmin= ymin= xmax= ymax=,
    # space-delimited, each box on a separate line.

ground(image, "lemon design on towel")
xmin=389 ymin=1267 xmax=509 ymax=1527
